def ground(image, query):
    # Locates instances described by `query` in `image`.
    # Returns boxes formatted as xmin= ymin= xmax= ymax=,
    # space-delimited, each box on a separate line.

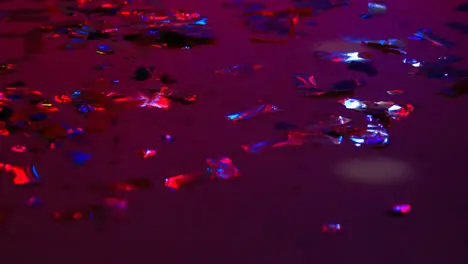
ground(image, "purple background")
xmin=1 ymin=0 xmax=468 ymax=263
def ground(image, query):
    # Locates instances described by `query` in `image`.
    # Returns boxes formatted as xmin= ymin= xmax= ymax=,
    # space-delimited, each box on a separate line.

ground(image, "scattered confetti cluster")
xmin=2 ymin=0 xmax=468 ymax=231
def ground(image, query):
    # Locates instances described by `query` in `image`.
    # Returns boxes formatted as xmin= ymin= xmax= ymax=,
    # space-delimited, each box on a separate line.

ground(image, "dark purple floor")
xmin=1 ymin=0 xmax=468 ymax=263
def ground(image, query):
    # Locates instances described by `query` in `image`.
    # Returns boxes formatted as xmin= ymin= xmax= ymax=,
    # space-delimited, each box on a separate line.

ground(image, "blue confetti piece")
xmin=192 ymin=18 xmax=207 ymax=25
xmin=70 ymin=151 xmax=91 ymax=166
xmin=96 ymin=44 xmax=114 ymax=55
xmin=360 ymin=13 xmax=372 ymax=19
xmin=77 ymin=104 xmax=95 ymax=114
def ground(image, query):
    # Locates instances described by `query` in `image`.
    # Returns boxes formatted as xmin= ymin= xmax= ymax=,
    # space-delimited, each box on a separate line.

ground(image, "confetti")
xmin=52 ymin=206 xmax=98 ymax=222
xmin=136 ymin=92 xmax=171 ymax=109
xmin=322 ymin=222 xmax=341 ymax=232
xmin=0 ymin=163 xmax=40 ymax=186
xmin=140 ymin=148 xmax=156 ymax=158
xmin=158 ymin=87 xmax=197 ymax=105
xmin=288 ymin=129 xmax=345 ymax=145
xmin=348 ymin=123 xmax=389 ymax=147
xmin=96 ymin=43 xmax=115 ymax=55
xmin=294 ymin=74 xmax=318 ymax=89
xmin=11 ymin=145 xmax=27 ymax=153
xmin=69 ymin=151 xmax=91 ymax=165
xmin=225 ymin=103 xmax=280 ymax=122
xmin=165 ymin=157 xmax=240 ymax=190
xmin=411 ymin=28 xmax=455 ymax=47
xmin=165 ymin=171 xmax=207 ymax=191
xmin=242 ymin=138 xmax=304 ymax=154
xmin=387 ymin=89 xmax=404 ymax=95
xmin=391 ymin=204 xmax=412 ymax=216
xmin=161 ymin=134 xmax=174 ymax=142
xmin=339 ymin=98 xmax=414 ymax=120
xmin=314 ymin=50 xmax=373 ymax=63
xmin=0 ymin=0 xmax=457 ymax=235
xmin=360 ymin=1 xmax=387 ymax=19
xmin=206 ymin=157 xmax=241 ymax=179
xmin=103 ymin=197 xmax=128 ymax=215
xmin=0 ymin=62 xmax=17 ymax=75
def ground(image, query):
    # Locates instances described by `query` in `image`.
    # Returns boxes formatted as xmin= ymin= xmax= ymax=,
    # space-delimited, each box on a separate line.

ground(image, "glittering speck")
xmin=387 ymin=89 xmax=404 ymax=95
xmin=322 ymin=222 xmax=341 ymax=232
xmin=390 ymin=204 xmax=412 ymax=216
xmin=162 ymin=134 xmax=174 ymax=142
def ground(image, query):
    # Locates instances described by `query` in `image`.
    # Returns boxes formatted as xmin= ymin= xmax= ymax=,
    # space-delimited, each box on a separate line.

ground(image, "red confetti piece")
xmin=54 ymin=94 xmax=72 ymax=103
xmin=387 ymin=89 xmax=404 ymax=95
xmin=391 ymin=204 xmax=411 ymax=215
xmin=140 ymin=149 xmax=156 ymax=159
xmin=52 ymin=206 xmax=98 ymax=222
xmin=0 ymin=163 xmax=40 ymax=186
xmin=103 ymin=197 xmax=127 ymax=210
xmin=0 ymin=121 xmax=9 ymax=136
xmin=11 ymin=145 xmax=27 ymax=153
xmin=206 ymin=157 xmax=241 ymax=180
xmin=165 ymin=172 xmax=206 ymax=191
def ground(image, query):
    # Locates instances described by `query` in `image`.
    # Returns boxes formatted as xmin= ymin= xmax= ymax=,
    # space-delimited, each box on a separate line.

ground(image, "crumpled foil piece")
xmin=0 ymin=163 xmax=40 ymax=186
xmin=339 ymin=98 xmax=414 ymax=120
xmin=410 ymin=28 xmax=455 ymax=47
xmin=225 ymin=103 xmax=280 ymax=122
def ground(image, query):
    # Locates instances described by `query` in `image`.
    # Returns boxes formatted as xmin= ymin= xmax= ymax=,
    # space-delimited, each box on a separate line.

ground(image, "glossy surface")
xmin=0 ymin=0 xmax=468 ymax=263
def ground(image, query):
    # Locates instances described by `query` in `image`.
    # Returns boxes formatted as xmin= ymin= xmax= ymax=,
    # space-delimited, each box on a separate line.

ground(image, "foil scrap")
xmin=225 ymin=103 xmax=280 ymax=122
xmin=241 ymin=138 xmax=304 ymax=154
xmin=0 ymin=163 xmax=40 ymax=186
xmin=348 ymin=122 xmax=389 ymax=148
xmin=165 ymin=171 xmax=207 ymax=191
xmin=411 ymin=28 xmax=455 ymax=47
xmin=339 ymin=98 xmax=414 ymax=120
xmin=360 ymin=1 xmax=387 ymax=19
xmin=206 ymin=157 xmax=240 ymax=180
xmin=314 ymin=51 xmax=374 ymax=63
xmin=390 ymin=204 xmax=411 ymax=216
xmin=322 ymin=222 xmax=341 ymax=232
